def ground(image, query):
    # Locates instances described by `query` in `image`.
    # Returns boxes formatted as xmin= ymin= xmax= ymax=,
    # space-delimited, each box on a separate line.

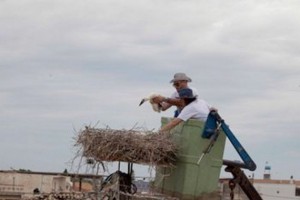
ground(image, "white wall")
xmin=255 ymin=183 xmax=300 ymax=200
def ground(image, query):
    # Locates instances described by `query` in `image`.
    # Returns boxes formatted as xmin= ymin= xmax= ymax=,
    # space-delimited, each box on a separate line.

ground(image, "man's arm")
xmin=152 ymin=96 xmax=183 ymax=111
xmin=160 ymin=102 xmax=172 ymax=111
xmin=160 ymin=118 xmax=183 ymax=132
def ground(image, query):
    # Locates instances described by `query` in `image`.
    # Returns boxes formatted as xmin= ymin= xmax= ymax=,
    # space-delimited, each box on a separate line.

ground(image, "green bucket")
xmin=154 ymin=117 xmax=226 ymax=199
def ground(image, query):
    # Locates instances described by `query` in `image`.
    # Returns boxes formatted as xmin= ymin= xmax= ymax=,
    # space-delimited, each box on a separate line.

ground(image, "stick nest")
xmin=74 ymin=126 xmax=178 ymax=167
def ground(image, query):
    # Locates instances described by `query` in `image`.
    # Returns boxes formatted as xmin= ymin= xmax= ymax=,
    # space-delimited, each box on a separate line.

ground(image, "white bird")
xmin=139 ymin=94 xmax=163 ymax=113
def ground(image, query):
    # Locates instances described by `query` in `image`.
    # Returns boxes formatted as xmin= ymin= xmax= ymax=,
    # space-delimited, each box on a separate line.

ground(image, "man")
xmin=153 ymin=72 xmax=199 ymax=116
xmin=160 ymin=88 xmax=210 ymax=132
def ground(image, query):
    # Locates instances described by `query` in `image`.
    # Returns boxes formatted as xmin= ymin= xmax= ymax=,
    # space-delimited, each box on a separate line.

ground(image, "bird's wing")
xmin=149 ymin=94 xmax=161 ymax=104
xmin=151 ymin=103 xmax=161 ymax=113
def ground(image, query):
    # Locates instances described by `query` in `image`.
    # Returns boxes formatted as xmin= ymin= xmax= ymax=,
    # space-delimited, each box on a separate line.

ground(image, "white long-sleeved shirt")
xmin=177 ymin=99 xmax=210 ymax=122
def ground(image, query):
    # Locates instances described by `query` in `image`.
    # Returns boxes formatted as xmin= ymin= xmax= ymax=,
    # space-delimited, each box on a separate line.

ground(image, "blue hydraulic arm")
xmin=200 ymin=111 xmax=262 ymax=199
xmin=202 ymin=111 xmax=257 ymax=171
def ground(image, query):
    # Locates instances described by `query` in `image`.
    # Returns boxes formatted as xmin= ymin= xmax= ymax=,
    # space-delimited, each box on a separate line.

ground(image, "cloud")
xmin=0 ymin=0 xmax=300 ymax=179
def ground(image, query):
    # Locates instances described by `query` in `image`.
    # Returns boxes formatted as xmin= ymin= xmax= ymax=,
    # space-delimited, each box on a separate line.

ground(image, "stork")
xmin=139 ymin=94 xmax=163 ymax=113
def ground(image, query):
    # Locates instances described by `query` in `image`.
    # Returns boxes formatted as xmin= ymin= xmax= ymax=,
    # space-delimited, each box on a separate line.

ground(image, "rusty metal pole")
xmin=79 ymin=177 xmax=82 ymax=191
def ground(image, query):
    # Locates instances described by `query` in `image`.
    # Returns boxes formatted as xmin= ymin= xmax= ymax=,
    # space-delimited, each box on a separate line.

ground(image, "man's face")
xmin=173 ymin=80 xmax=187 ymax=91
xmin=174 ymin=97 xmax=186 ymax=109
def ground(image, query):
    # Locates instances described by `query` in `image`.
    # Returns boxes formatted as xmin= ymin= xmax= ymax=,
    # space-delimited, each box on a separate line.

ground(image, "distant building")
xmin=0 ymin=170 xmax=102 ymax=200
xmin=219 ymin=177 xmax=300 ymax=200
xmin=263 ymin=161 xmax=271 ymax=180
xmin=2 ymin=169 xmax=300 ymax=200
xmin=254 ymin=178 xmax=300 ymax=200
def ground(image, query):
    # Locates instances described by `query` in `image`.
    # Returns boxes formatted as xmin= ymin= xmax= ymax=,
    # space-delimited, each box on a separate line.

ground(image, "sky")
xmin=0 ymin=0 xmax=299 ymax=180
